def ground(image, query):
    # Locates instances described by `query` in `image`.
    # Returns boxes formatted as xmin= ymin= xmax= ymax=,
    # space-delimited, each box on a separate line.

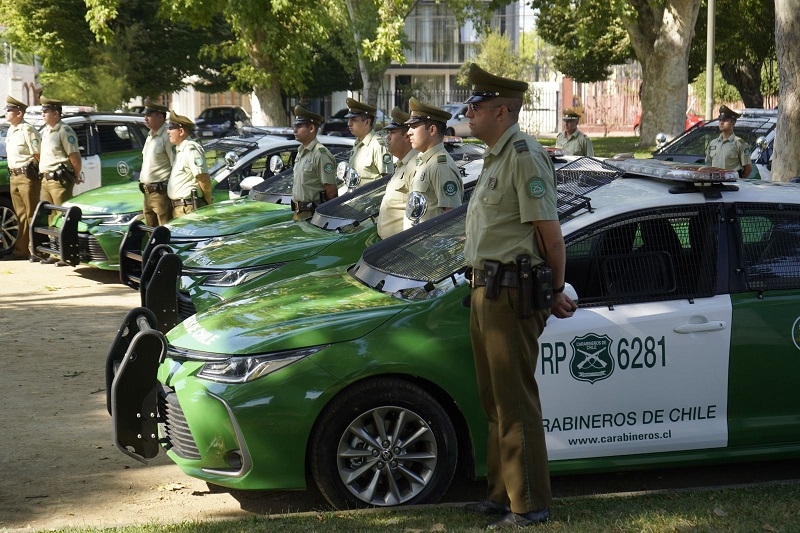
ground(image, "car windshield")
xmin=311 ymin=176 xmax=390 ymax=231
xmin=351 ymin=157 xmax=624 ymax=299
xmin=204 ymin=137 xmax=262 ymax=176
xmin=199 ymin=108 xmax=236 ymax=120
xmin=655 ymin=116 xmax=775 ymax=157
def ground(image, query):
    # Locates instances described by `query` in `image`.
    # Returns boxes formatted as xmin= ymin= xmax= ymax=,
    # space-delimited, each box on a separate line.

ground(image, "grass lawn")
xmin=538 ymin=135 xmax=655 ymax=159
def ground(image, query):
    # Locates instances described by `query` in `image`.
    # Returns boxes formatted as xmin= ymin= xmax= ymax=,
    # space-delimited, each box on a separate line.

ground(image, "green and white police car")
xmin=108 ymin=157 xmax=800 ymax=510
xmin=48 ymin=132 xmax=354 ymax=269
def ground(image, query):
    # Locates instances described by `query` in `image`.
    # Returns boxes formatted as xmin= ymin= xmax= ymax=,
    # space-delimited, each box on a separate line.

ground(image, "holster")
xmin=483 ymin=260 xmax=501 ymax=300
xmin=56 ymin=163 xmax=76 ymax=184
xmin=319 ymin=190 xmax=328 ymax=204
xmin=531 ymin=264 xmax=554 ymax=310
xmin=25 ymin=161 xmax=40 ymax=180
xmin=517 ymin=255 xmax=533 ymax=318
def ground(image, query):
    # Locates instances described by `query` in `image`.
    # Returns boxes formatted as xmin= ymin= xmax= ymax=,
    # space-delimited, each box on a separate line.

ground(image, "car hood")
xmin=184 ymin=220 xmax=344 ymax=268
xmin=167 ymin=266 xmax=408 ymax=354
xmin=64 ymin=182 xmax=140 ymax=215
xmin=166 ymin=198 xmax=291 ymax=239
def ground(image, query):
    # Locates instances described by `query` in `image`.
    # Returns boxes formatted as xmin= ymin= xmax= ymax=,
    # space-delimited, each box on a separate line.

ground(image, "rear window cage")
xmin=564 ymin=205 xmax=721 ymax=307
xmin=734 ymin=202 xmax=800 ymax=291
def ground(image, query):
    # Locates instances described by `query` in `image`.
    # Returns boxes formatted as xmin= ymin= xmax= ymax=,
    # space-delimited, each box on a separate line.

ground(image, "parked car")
xmin=195 ymin=106 xmax=252 ymax=139
xmin=119 ymin=157 xmax=800 ymax=515
xmin=45 ymin=133 xmax=353 ymax=269
xmin=1 ymin=112 xmax=148 ymax=257
xmin=651 ymin=108 xmax=776 ymax=180
xmin=440 ymin=103 xmax=470 ymax=137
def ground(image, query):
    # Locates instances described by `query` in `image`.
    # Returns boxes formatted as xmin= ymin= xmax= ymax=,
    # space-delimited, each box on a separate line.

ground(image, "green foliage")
xmin=530 ymin=0 xmax=632 ymax=82
xmin=456 ymin=31 xmax=525 ymax=86
xmin=691 ymin=65 xmax=744 ymax=104
xmin=38 ymin=65 xmax=129 ymax=110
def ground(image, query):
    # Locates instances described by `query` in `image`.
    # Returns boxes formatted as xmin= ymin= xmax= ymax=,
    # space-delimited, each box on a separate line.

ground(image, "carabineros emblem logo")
xmin=569 ymin=333 xmax=615 ymax=384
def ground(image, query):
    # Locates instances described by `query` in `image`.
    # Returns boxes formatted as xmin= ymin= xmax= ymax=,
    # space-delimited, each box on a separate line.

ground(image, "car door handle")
xmin=673 ymin=321 xmax=727 ymax=334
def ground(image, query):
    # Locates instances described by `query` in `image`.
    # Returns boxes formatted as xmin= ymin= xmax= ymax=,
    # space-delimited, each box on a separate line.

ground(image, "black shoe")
xmin=41 ymin=257 xmax=58 ymax=264
xmin=465 ymin=500 xmax=511 ymax=515
xmin=55 ymin=261 xmax=68 ymax=267
xmin=487 ymin=509 xmax=551 ymax=529
xmin=29 ymin=256 xmax=41 ymax=263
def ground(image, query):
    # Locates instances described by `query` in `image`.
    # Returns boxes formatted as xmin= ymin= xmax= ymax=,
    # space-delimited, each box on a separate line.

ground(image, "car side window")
xmin=69 ymin=123 xmax=92 ymax=156
xmin=564 ymin=206 xmax=720 ymax=306
xmin=96 ymin=123 xmax=142 ymax=153
xmin=245 ymin=150 xmax=295 ymax=178
xmin=735 ymin=203 xmax=800 ymax=291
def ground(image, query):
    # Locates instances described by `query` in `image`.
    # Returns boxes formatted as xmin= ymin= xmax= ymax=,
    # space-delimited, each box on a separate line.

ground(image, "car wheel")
xmin=310 ymin=378 xmax=458 ymax=509
xmin=634 ymin=125 xmax=641 ymax=137
xmin=0 ymin=197 xmax=19 ymax=255
xmin=445 ymin=127 xmax=455 ymax=136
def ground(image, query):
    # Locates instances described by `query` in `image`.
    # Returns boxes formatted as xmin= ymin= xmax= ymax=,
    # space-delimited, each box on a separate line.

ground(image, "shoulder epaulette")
xmin=514 ymin=139 xmax=529 ymax=153
xmin=437 ymin=154 xmax=447 ymax=163
xmin=318 ymin=146 xmax=328 ymax=154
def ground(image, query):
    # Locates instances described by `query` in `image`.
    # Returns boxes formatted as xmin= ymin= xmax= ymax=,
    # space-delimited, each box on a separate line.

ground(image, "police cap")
xmin=466 ymin=63 xmax=528 ymax=103
xmin=344 ymin=97 xmax=377 ymax=119
xmin=5 ymin=96 xmax=27 ymax=113
xmin=143 ymin=99 xmax=169 ymax=114
xmin=562 ymin=107 xmax=581 ymax=121
xmin=40 ymin=97 xmax=64 ymax=111
xmin=168 ymin=111 xmax=195 ymax=132
xmin=718 ymin=105 xmax=741 ymax=121
xmin=293 ymin=105 xmax=324 ymax=126
xmin=405 ymin=97 xmax=452 ymax=126
xmin=383 ymin=106 xmax=411 ymax=131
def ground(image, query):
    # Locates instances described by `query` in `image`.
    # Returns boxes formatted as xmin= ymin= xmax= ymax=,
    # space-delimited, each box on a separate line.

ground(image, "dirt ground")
xmin=0 ymin=260 xmax=331 ymax=532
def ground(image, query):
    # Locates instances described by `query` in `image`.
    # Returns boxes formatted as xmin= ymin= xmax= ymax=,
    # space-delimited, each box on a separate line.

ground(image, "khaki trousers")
xmin=469 ymin=285 xmax=552 ymax=514
xmin=171 ymin=197 xmax=208 ymax=219
xmin=142 ymin=189 xmax=173 ymax=227
xmin=10 ymin=175 xmax=41 ymax=257
xmin=40 ymin=178 xmax=74 ymax=225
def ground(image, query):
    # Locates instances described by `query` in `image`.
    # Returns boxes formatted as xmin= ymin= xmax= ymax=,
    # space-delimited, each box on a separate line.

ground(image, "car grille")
xmin=48 ymin=234 xmax=109 ymax=263
xmin=159 ymin=384 xmax=201 ymax=460
xmin=177 ymin=291 xmax=197 ymax=322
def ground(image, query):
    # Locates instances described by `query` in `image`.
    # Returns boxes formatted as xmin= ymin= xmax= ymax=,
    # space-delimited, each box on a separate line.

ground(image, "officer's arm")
xmin=196 ymin=173 xmax=213 ymax=204
xmin=532 ymin=219 xmax=575 ymax=318
xmin=742 ymin=163 xmax=753 ymax=179
xmin=324 ymin=183 xmax=338 ymax=200
xmin=68 ymin=152 xmax=83 ymax=183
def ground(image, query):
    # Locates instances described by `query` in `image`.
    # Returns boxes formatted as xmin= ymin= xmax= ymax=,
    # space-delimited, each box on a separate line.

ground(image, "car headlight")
xmin=201 ymin=263 xmax=284 ymax=287
xmin=197 ymin=345 xmax=328 ymax=383
xmin=99 ymin=212 xmax=142 ymax=226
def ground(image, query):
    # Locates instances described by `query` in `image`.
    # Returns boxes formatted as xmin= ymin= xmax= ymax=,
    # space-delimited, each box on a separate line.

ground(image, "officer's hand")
xmin=75 ymin=172 xmax=85 ymax=184
xmin=551 ymin=291 xmax=576 ymax=318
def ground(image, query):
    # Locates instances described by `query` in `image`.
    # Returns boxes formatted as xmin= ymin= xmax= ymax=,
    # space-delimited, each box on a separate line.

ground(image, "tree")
xmin=772 ymin=0 xmax=800 ymax=182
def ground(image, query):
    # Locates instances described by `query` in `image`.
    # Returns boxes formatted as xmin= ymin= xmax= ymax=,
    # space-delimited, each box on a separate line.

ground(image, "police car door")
xmin=537 ymin=205 xmax=732 ymax=462
xmin=71 ymin=123 xmax=102 ymax=195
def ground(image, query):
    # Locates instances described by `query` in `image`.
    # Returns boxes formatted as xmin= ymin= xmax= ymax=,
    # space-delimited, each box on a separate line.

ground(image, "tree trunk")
xmin=250 ymin=77 xmax=287 ymax=127
xmin=773 ymin=0 xmax=800 ymax=182
xmin=719 ymin=60 xmax=764 ymax=108
xmin=625 ymin=0 xmax=701 ymax=145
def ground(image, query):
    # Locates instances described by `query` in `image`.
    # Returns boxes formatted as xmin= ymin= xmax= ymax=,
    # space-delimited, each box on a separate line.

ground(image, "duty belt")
xmin=470 ymin=267 xmax=518 ymax=288
xmin=9 ymin=167 xmax=28 ymax=176
xmin=140 ymin=181 xmax=168 ymax=193
xmin=171 ymin=198 xmax=194 ymax=207
xmin=40 ymin=171 xmax=61 ymax=180
xmin=291 ymin=200 xmax=317 ymax=213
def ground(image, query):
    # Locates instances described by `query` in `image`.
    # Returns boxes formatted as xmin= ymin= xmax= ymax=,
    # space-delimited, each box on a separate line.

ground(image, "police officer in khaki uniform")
xmin=140 ymin=100 xmax=175 ymax=226
xmin=462 ymin=64 xmax=576 ymax=529
xmin=377 ymin=106 xmax=417 ymax=239
xmin=4 ymin=97 xmax=41 ymax=260
xmin=166 ymin=112 xmax=213 ymax=218
xmin=403 ymin=97 xmax=463 ymax=230
xmin=38 ymin=97 xmax=83 ymax=207
xmin=345 ymin=97 xmax=393 ymax=185
xmin=555 ymin=107 xmax=594 ymax=156
xmin=705 ymin=105 xmax=752 ymax=178
xmin=291 ymin=105 xmax=338 ymax=221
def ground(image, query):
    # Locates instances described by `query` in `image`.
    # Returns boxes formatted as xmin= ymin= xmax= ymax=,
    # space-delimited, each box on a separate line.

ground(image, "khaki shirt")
xmin=168 ymin=139 xmax=209 ymax=199
xmin=349 ymin=130 xmax=393 ymax=184
xmin=465 ymin=123 xmax=558 ymax=268
xmin=377 ymin=149 xmax=418 ymax=239
xmin=403 ymin=143 xmax=463 ymax=230
xmin=292 ymin=138 xmax=337 ymax=202
xmin=140 ymin=123 xmax=175 ymax=184
xmin=705 ymin=133 xmax=751 ymax=171
xmin=6 ymin=121 xmax=41 ymax=169
xmin=39 ymin=121 xmax=80 ymax=173
xmin=555 ymin=129 xmax=594 ymax=157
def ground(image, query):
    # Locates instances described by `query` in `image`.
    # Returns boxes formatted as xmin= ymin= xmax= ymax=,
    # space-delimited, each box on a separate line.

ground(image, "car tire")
xmin=309 ymin=378 xmax=458 ymax=509
xmin=0 ymin=196 xmax=19 ymax=256
xmin=634 ymin=125 xmax=641 ymax=137
xmin=445 ymin=127 xmax=455 ymax=136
